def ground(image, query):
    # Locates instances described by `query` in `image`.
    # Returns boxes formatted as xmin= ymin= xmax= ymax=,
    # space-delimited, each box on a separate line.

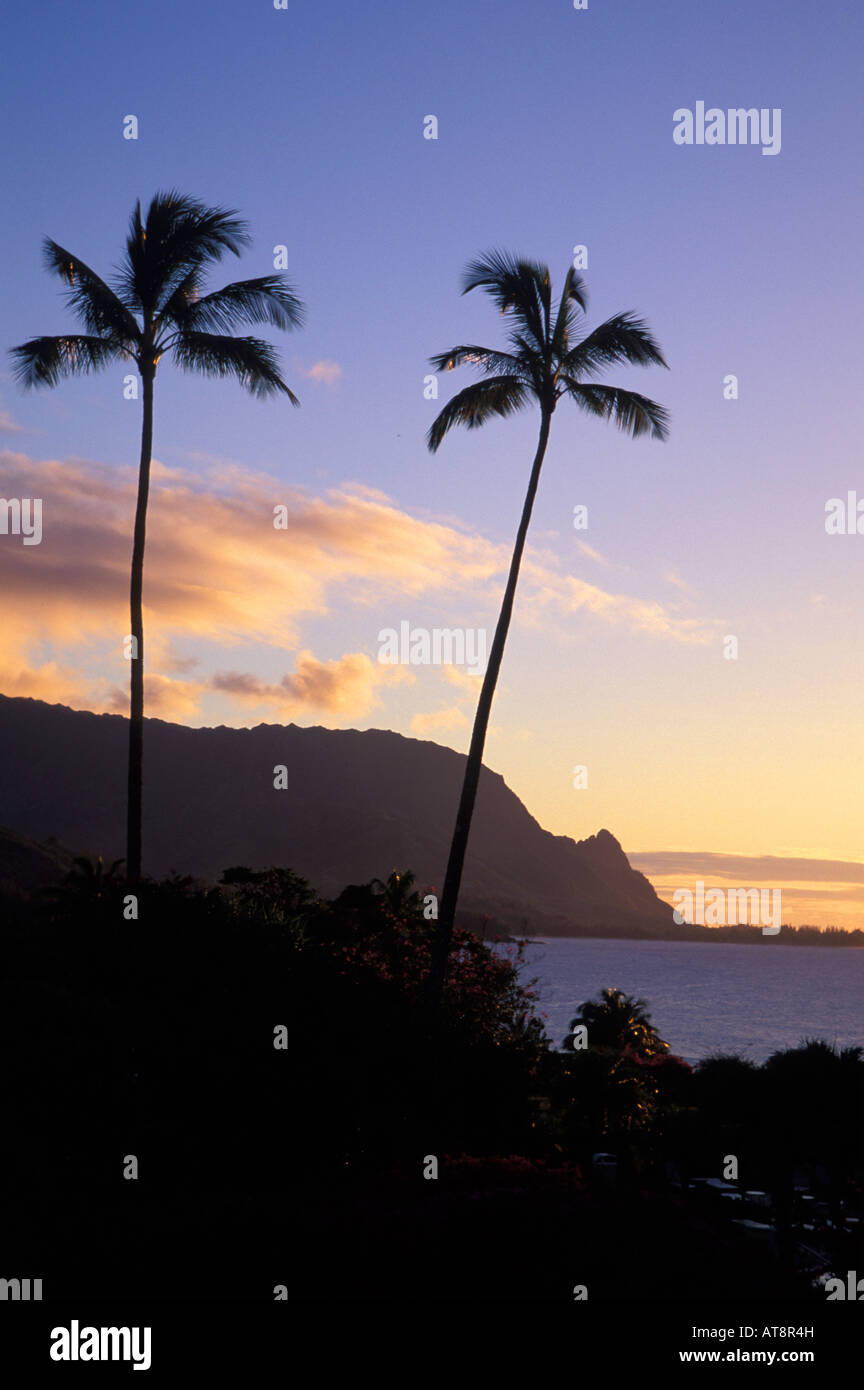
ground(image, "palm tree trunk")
xmin=428 ymin=408 xmax=552 ymax=1004
xmin=126 ymin=367 xmax=154 ymax=885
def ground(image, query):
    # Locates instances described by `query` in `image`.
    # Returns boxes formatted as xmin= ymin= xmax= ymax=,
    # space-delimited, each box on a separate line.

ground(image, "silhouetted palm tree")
xmin=10 ymin=191 xmax=304 ymax=882
xmin=565 ymin=986 xmax=668 ymax=1059
xmin=560 ymin=988 xmax=669 ymax=1135
xmin=59 ymin=854 xmax=125 ymax=902
xmin=371 ymin=869 xmax=421 ymax=915
xmin=426 ymin=251 xmax=668 ymax=999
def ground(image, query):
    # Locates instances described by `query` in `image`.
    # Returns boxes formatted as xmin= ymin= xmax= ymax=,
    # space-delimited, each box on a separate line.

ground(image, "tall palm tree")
xmin=426 ymin=250 xmax=669 ymax=1002
xmin=10 ymin=191 xmax=304 ymax=883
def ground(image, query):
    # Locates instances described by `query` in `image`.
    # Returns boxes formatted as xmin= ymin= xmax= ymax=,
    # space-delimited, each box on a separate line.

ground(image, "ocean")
xmin=506 ymin=937 xmax=864 ymax=1064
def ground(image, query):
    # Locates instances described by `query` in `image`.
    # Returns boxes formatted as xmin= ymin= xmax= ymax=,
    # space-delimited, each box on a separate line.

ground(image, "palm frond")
xmin=561 ymin=379 xmax=670 ymax=439
xmin=171 ymin=332 xmax=298 ymax=402
xmin=508 ymin=327 xmax=548 ymax=364
xmin=42 ymin=240 xmax=141 ymax=346
xmin=426 ymin=374 xmax=529 ymax=452
xmin=113 ymin=198 xmax=144 ymax=310
xmin=428 ymin=343 xmax=530 ymax=379
xmin=563 ymin=313 xmax=668 ymax=378
xmin=116 ymin=191 xmax=251 ymax=313
xmin=153 ymin=197 xmax=251 ymax=308
xmin=153 ymin=265 xmax=204 ymax=334
xmin=504 ymin=330 xmax=546 ymax=390
xmin=167 ymin=276 xmax=305 ymax=334
xmin=9 ymin=334 xmax=124 ymax=389
xmin=550 ymin=266 xmax=588 ymax=356
xmin=461 ymin=249 xmax=551 ymax=352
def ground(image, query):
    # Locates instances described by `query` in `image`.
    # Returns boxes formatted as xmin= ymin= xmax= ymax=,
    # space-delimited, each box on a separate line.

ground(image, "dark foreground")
xmin=1 ymin=865 xmax=861 ymax=1322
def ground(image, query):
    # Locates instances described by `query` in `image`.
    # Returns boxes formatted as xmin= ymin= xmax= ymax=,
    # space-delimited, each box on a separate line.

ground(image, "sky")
xmin=2 ymin=0 xmax=863 ymax=926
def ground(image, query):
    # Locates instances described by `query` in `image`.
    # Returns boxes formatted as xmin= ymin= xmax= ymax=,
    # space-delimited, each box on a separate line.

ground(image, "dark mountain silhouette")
xmin=0 ymin=694 xmax=674 ymax=935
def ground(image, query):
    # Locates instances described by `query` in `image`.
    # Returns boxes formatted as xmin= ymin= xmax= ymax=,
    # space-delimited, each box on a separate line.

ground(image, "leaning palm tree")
xmin=426 ymin=250 xmax=668 ymax=1002
xmin=10 ymin=191 xmax=304 ymax=883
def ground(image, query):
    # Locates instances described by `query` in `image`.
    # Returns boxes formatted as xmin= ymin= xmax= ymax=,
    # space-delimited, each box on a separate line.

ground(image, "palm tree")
xmin=10 ymin=191 xmax=304 ymax=883
xmin=565 ymin=986 xmax=668 ymax=1059
xmin=371 ymin=869 xmax=422 ymax=915
xmin=51 ymin=854 xmax=126 ymax=904
xmin=426 ymin=251 xmax=668 ymax=1001
xmin=561 ymin=987 xmax=669 ymax=1136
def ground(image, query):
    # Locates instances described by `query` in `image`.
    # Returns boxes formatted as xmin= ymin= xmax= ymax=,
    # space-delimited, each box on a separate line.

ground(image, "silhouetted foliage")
xmin=1 ymin=872 xmax=861 ymax=1299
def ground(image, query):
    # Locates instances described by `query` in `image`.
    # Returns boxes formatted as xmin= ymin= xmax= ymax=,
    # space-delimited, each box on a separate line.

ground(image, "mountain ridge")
xmin=0 ymin=693 xmax=675 ymax=935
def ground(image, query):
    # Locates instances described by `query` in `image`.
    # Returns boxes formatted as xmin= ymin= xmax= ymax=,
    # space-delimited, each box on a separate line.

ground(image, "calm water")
xmin=505 ymin=938 xmax=864 ymax=1064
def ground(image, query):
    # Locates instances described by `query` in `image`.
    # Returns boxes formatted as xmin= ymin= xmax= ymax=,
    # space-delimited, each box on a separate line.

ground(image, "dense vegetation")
xmin=1 ymin=860 xmax=861 ymax=1300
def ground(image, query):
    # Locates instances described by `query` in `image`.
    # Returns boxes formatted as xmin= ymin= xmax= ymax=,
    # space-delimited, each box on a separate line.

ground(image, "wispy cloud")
xmin=0 ymin=399 xmax=27 ymax=435
xmin=631 ymin=849 xmax=864 ymax=884
xmin=527 ymin=572 xmax=720 ymax=644
xmin=664 ymin=569 xmax=697 ymax=598
xmin=632 ymin=849 xmax=864 ymax=929
xmin=0 ymin=448 xmax=723 ymax=722
xmin=410 ymin=706 xmax=469 ymax=735
xmin=442 ymin=664 xmax=483 ymax=693
xmin=300 ymin=359 xmax=342 ymax=388
xmin=576 ymin=540 xmax=612 ymax=567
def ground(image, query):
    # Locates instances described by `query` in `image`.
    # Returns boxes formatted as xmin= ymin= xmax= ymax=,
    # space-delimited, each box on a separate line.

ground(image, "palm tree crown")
xmin=11 ymin=189 xmax=304 ymax=397
xmin=427 ymin=249 xmax=669 ymax=451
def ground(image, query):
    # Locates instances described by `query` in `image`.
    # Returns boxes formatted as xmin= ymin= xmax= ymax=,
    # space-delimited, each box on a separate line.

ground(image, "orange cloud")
xmin=105 ymin=671 xmax=206 ymax=723
xmin=0 ymin=449 xmax=505 ymax=647
xmin=576 ymin=540 xmax=612 ymax=567
xmin=212 ymin=649 xmax=408 ymax=717
xmin=0 ymin=448 xmax=721 ymax=724
xmin=442 ymin=664 xmax=483 ymax=694
xmin=410 ymin=707 xmax=470 ymax=735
